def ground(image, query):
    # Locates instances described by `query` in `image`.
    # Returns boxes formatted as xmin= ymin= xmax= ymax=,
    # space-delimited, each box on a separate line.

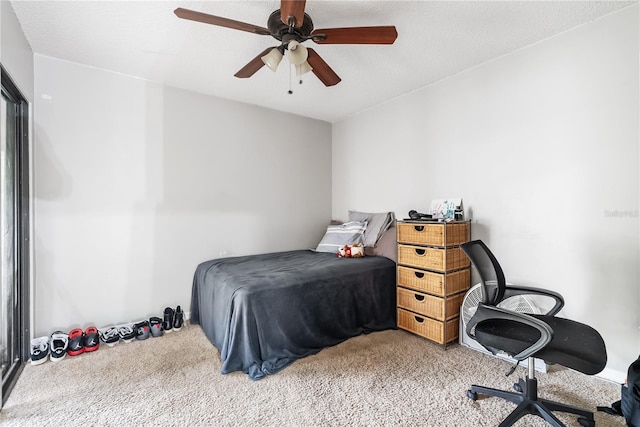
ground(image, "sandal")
xmin=67 ymin=328 xmax=85 ymax=356
xmin=84 ymin=326 xmax=100 ymax=352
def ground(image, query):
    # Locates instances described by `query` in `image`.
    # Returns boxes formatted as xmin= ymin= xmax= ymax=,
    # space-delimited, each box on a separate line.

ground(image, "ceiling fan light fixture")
xmin=287 ymin=40 xmax=308 ymax=65
xmin=295 ymin=61 xmax=313 ymax=77
xmin=261 ymin=48 xmax=283 ymax=72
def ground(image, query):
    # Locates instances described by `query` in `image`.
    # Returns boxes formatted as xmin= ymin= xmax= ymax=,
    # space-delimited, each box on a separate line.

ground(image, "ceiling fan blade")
xmin=312 ymin=26 xmax=398 ymax=44
xmin=306 ymin=48 xmax=341 ymax=87
xmin=234 ymin=48 xmax=273 ymax=78
xmin=280 ymin=0 xmax=306 ymax=27
xmin=174 ymin=8 xmax=271 ymax=36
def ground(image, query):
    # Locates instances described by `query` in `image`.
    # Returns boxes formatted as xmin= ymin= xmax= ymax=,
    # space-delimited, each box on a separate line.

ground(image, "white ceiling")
xmin=9 ymin=0 xmax=635 ymax=123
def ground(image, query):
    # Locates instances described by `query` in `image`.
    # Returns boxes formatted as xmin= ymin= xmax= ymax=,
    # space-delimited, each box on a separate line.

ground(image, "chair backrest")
xmin=460 ymin=240 xmax=506 ymax=306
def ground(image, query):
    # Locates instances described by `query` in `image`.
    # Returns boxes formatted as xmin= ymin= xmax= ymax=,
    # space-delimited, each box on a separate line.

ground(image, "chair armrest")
xmin=466 ymin=304 xmax=554 ymax=360
xmin=503 ymin=285 xmax=564 ymax=316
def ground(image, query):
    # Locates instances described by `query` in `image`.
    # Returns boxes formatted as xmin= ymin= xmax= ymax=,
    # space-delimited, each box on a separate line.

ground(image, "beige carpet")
xmin=0 ymin=324 xmax=625 ymax=427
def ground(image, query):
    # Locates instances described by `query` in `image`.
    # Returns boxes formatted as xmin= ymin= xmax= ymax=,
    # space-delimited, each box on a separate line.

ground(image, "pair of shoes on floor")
xmin=67 ymin=327 xmax=99 ymax=356
xmin=162 ymin=306 xmax=184 ymax=333
xmin=30 ymin=336 xmax=50 ymax=365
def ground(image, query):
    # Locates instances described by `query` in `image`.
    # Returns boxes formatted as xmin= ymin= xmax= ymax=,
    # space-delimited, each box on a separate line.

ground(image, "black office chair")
xmin=460 ymin=240 xmax=607 ymax=427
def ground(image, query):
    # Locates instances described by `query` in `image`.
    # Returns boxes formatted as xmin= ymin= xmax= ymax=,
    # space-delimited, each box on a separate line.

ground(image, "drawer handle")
xmin=415 ymin=248 xmax=426 ymax=256
xmin=414 ymin=316 xmax=424 ymax=323
xmin=414 ymin=294 xmax=425 ymax=302
xmin=414 ymin=272 xmax=424 ymax=279
xmin=414 ymin=225 xmax=424 ymax=232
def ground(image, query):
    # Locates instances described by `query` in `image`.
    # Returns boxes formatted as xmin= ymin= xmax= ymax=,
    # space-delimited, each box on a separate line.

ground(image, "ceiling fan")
xmin=174 ymin=0 xmax=398 ymax=87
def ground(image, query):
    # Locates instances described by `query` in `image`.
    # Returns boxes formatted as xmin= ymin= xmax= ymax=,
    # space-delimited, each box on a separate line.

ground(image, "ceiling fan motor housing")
xmin=267 ymin=10 xmax=315 ymax=45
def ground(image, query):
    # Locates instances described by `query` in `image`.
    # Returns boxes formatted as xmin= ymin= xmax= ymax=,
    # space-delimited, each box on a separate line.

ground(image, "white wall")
xmin=1 ymin=1 xmax=35 ymax=340
xmin=333 ymin=5 xmax=639 ymax=378
xmin=33 ymin=55 xmax=332 ymax=335
xmin=1 ymin=1 xmax=33 ymax=101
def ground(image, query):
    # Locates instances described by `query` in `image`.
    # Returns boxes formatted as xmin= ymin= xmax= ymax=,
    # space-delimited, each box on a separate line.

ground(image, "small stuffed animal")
xmin=338 ymin=243 xmax=365 ymax=258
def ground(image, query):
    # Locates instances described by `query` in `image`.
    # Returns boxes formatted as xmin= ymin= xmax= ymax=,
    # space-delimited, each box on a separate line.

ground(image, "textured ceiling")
xmin=9 ymin=0 xmax=635 ymax=122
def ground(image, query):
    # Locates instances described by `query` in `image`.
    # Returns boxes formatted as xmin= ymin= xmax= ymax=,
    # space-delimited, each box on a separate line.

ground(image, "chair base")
xmin=467 ymin=377 xmax=595 ymax=427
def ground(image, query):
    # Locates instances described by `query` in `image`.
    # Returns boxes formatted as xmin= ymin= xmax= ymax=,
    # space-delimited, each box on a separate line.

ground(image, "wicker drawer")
xmin=397 ymin=222 xmax=469 ymax=247
xmin=398 ymin=244 xmax=470 ymax=272
xmin=397 ymin=308 xmax=459 ymax=344
xmin=397 ymin=287 xmax=463 ymax=320
xmin=397 ymin=266 xmax=470 ymax=297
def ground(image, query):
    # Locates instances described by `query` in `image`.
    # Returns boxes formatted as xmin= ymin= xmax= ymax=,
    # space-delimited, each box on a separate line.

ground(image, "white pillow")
xmin=315 ymin=221 xmax=367 ymax=253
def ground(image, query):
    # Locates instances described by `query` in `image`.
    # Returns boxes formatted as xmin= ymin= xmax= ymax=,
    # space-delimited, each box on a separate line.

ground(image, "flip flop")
xmin=67 ymin=328 xmax=85 ymax=356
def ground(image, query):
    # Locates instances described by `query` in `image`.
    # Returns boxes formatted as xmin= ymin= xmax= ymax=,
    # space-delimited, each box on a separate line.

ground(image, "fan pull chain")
xmin=288 ymin=63 xmax=293 ymax=94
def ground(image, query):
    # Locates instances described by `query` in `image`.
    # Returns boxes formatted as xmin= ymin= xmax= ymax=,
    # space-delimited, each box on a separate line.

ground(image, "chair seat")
xmin=474 ymin=314 xmax=607 ymax=375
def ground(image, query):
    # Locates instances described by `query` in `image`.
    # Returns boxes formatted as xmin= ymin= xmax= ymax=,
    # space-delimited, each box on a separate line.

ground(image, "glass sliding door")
xmin=0 ymin=66 xmax=30 ymax=408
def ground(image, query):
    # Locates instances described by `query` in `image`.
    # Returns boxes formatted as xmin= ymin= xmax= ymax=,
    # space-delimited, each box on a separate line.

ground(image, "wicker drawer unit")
xmin=396 ymin=221 xmax=471 ymax=346
xmin=397 ymin=308 xmax=459 ymax=345
xmin=397 ymin=245 xmax=469 ymax=273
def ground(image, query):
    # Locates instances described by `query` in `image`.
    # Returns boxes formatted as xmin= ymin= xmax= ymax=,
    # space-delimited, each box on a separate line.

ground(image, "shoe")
xmin=173 ymin=306 xmax=184 ymax=331
xmin=118 ymin=324 xmax=136 ymax=343
xmin=99 ymin=326 xmax=120 ymax=347
xmin=50 ymin=331 xmax=68 ymax=362
xmin=162 ymin=307 xmax=174 ymax=333
xmin=149 ymin=317 xmax=163 ymax=337
xmin=84 ymin=326 xmax=100 ymax=352
xmin=67 ymin=328 xmax=85 ymax=356
xmin=134 ymin=320 xmax=150 ymax=340
xmin=30 ymin=336 xmax=49 ymax=365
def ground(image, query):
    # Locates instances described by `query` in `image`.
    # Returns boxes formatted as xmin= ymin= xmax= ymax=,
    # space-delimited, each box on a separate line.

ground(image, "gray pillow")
xmin=315 ymin=221 xmax=367 ymax=253
xmin=365 ymin=226 xmax=397 ymax=262
xmin=348 ymin=211 xmax=396 ymax=247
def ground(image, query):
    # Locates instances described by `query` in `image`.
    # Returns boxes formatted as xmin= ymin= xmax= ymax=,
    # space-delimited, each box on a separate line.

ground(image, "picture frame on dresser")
xmin=396 ymin=220 xmax=471 ymax=347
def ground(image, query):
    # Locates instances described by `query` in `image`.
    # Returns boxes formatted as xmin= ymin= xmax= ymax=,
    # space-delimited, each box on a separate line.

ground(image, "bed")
xmin=190 ymin=248 xmax=396 ymax=380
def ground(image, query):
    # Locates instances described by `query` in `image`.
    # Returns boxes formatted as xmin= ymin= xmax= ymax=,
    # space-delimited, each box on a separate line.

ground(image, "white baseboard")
xmin=597 ymin=367 xmax=625 ymax=384
xmin=185 ymin=311 xmax=191 ymax=321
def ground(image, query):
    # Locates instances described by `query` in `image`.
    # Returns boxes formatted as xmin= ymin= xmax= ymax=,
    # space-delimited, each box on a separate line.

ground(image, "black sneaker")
xmin=99 ymin=326 xmax=120 ymax=347
xmin=173 ymin=306 xmax=184 ymax=331
xmin=118 ymin=324 xmax=136 ymax=343
xmin=30 ymin=336 xmax=49 ymax=365
xmin=50 ymin=331 xmax=68 ymax=362
xmin=135 ymin=320 xmax=150 ymax=340
xmin=162 ymin=307 xmax=174 ymax=333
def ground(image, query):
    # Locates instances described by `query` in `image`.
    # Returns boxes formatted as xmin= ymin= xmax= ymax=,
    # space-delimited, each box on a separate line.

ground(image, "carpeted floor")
xmin=0 ymin=324 xmax=625 ymax=426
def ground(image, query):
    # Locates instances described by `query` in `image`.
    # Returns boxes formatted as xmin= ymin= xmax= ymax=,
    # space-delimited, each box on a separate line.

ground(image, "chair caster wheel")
xmin=513 ymin=383 xmax=522 ymax=392
xmin=467 ymin=390 xmax=478 ymax=401
xmin=577 ymin=417 xmax=595 ymax=427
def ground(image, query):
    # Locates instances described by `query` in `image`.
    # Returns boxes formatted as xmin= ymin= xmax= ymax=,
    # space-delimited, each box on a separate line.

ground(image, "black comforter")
xmin=190 ymin=250 xmax=396 ymax=380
